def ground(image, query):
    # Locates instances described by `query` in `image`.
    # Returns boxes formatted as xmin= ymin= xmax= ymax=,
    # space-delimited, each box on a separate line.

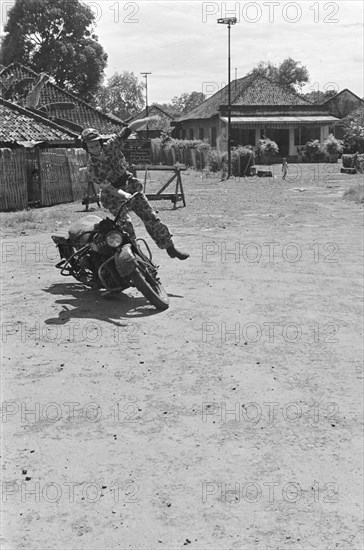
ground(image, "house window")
xmin=231 ymin=128 xmax=255 ymax=147
xmin=189 ymin=128 xmax=194 ymax=140
xmin=211 ymin=127 xmax=217 ymax=147
xmin=199 ymin=128 xmax=204 ymax=140
xmin=181 ymin=129 xmax=186 ymax=140
xmin=299 ymin=125 xmax=320 ymax=144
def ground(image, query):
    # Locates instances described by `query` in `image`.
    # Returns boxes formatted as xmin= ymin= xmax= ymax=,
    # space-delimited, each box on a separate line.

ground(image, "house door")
xmin=26 ymin=149 xmax=41 ymax=206
xmin=267 ymin=129 xmax=289 ymax=156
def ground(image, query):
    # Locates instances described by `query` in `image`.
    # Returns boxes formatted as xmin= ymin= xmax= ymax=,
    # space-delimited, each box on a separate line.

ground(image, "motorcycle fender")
xmin=114 ymin=244 xmax=137 ymax=277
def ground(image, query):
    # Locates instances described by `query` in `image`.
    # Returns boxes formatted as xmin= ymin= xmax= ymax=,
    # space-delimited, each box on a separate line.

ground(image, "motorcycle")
xmin=51 ymin=192 xmax=169 ymax=311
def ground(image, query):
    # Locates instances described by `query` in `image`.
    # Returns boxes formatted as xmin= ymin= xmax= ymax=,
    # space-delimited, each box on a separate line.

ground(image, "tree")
xmin=95 ymin=72 xmax=145 ymax=121
xmin=249 ymin=61 xmax=278 ymax=82
xmin=277 ymin=58 xmax=309 ymax=91
xmin=342 ymin=106 xmax=364 ymax=153
xmin=303 ymin=89 xmax=337 ymax=104
xmin=0 ymin=0 xmax=107 ymax=101
xmin=171 ymin=91 xmax=206 ymax=115
xmin=249 ymin=58 xmax=309 ymax=91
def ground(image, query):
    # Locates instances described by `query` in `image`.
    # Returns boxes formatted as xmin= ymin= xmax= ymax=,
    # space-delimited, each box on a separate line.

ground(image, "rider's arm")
xmin=128 ymin=116 xmax=159 ymax=133
xmin=111 ymin=116 xmax=160 ymax=144
xmin=99 ymin=180 xmax=132 ymax=200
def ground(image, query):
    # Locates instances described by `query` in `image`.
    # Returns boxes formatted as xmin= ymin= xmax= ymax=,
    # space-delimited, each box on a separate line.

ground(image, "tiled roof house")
xmin=0 ymin=97 xmax=78 ymax=146
xmin=322 ymin=89 xmax=364 ymax=119
xmin=0 ymin=97 xmax=87 ymax=211
xmin=125 ymin=104 xmax=178 ymax=138
xmin=0 ymin=63 xmax=125 ymax=134
xmin=173 ymin=75 xmax=340 ymax=157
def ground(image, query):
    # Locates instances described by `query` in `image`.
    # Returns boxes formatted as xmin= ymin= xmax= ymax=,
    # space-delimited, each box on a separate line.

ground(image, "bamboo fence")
xmin=150 ymin=141 xmax=210 ymax=169
xmin=39 ymin=148 xmax=88 ymax=206
xmin=0 ymin=148 xmax=28 ymax=210
xmin=0 ymin=147 xmax=88 ymax=211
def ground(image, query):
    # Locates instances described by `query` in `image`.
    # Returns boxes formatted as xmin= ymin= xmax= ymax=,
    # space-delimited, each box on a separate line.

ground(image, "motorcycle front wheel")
xmin=131 ymin=266 xmax=169 ymax=311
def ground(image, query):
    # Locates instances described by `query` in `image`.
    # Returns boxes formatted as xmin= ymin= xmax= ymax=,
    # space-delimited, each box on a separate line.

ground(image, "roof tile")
xmin=0 ymin=98 xmax=77 ymax=143
xmin=178 ymin=75 xmax=311 ymax=121
xmin=0 ymin=63 xmax=124 ymax=133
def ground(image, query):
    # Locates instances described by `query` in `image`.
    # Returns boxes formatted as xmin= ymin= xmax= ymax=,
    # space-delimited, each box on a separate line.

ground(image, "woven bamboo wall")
xmin=0 ymin=148 xmax=27 ymax=211
xmin=39 ymin=148 xmax=88 ymax=206
xmin=66 ymin=149 xmax=88 ymax=201
xmin=0 ymin=147 xmax=88 ymax=211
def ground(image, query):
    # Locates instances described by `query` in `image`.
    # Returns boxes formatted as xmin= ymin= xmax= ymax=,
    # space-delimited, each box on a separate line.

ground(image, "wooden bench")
xmin=131 ymin=164 xmax=186 ymax=209
xmin=257 ymin=170 xmax=273 ymax=178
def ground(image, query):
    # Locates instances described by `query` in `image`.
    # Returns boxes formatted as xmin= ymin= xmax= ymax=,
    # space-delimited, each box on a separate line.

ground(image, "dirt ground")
xmin=1 ymin=164 xmax=363 ymax=550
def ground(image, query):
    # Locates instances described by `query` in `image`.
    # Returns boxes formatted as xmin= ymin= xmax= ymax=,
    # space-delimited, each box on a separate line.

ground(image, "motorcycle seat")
xmin=69 ymin=215 xmax=103 ymax=244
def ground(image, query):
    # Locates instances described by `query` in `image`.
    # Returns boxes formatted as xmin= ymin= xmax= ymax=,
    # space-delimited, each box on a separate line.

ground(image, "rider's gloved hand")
xmin=117 ymin=190 xmax=132 ymax=200
xmin=127 ymin=176 xmax=143 ymax=194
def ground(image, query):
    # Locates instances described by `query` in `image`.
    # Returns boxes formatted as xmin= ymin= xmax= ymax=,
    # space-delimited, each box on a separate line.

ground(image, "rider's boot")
xmin=166 ymin=244 xmax=189 ymax=260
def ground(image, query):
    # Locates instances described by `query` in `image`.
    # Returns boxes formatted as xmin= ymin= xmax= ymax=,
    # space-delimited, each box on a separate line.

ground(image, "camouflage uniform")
xmin=86 ymin=127 xmax=173 ymax=249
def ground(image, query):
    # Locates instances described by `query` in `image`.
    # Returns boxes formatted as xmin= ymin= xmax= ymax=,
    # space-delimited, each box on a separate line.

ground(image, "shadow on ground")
xmin=42 ymin=282 xmax=162 ymax=325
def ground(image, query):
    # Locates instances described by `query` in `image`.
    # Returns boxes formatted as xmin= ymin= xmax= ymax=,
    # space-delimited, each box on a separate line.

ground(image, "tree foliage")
xmin=95 ymin=72 xmax=145 ymax=121
xmin=249 ymin=58 xmax=309 ymax=91
xmin=303 ymin=89 xmax=337 ymax=104
xmin=171 ymin=91 xmax=206 ymax=115
xmin=0 ymin=0 xmax=107 ymax=101
xmin=342 ymin=106 xmax=364 ymax=153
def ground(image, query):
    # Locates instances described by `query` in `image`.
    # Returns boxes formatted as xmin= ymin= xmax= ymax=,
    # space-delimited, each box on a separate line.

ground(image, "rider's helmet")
xmin=80 ymin=128 xmax=102 ymax=149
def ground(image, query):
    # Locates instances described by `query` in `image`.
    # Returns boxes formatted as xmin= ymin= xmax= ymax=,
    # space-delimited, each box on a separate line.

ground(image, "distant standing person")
xmin=282 ymin=158 xmax=288 ymax=180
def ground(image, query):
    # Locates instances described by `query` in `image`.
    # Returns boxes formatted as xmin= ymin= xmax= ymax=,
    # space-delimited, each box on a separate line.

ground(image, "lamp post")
xmin=140 ymin=72 xmax=152 ymax=139
xmin=217 ymin=17 xmax=237 ymax=179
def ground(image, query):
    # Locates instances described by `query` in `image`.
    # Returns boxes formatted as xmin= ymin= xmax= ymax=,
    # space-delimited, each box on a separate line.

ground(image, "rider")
xmin=81 ymin=117 xmax=189 ymax=260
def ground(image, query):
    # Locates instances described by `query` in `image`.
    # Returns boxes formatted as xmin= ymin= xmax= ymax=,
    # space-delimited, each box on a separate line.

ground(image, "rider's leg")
xmin=130 ymin=192 xmax=173 ymax=249
xmin=126 ymin=182 xmax=189 ymax=259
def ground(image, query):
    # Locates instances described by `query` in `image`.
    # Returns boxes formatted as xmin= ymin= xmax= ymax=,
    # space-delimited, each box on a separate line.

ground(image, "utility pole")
xmin=140 ymin=72 xmax=152 ymax=140
xmin=217 ymin=17 xmax=237 ymax=179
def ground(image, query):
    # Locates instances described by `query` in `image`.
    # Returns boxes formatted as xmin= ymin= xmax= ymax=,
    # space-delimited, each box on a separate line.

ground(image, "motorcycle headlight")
xmin=106 ymin=231 xmax=123 ymax=248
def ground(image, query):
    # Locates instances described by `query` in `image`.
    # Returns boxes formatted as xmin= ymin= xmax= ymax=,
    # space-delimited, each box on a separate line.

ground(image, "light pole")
xmin=217 ymin=17 xmax=237 ymax=179
xmin=140 ymin=72 xmax=152 ymax=139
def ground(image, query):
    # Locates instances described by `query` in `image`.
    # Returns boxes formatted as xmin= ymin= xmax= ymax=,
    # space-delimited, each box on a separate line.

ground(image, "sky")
xmin=1 ymin=0 xmax=363 ymax=103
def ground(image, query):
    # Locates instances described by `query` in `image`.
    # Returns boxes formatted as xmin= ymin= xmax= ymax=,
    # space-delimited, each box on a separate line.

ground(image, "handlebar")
xmin=114 ymin=191 xmax=142 ymax=223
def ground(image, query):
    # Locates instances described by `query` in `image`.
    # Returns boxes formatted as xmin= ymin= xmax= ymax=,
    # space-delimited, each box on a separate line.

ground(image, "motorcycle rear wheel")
xmin=131 ymin=267 xmax=169 ymax=311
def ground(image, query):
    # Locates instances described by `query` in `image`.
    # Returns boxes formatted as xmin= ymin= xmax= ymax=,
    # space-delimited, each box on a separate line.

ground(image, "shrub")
xmin=323 ymin=134 xmax=343 ymax=155
xmin=231 ymin=146 xmax=255 ymax=176
xmin=167 ymin=138 xmax=211 ymax=151
xmin=355 ymin=153 xmax=364 ymax=173
xmin=151 ymin=138 xmax=211 ymax=167
xmin=208 ymin=150 xmax=227 ymax=172
xmin=258 ymin=139 xmax=279 ymax=156
xmin=303 ymin=139 xmax=325 ymax=162
xmin=342 ymin=106 xmax=364 ymax=153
